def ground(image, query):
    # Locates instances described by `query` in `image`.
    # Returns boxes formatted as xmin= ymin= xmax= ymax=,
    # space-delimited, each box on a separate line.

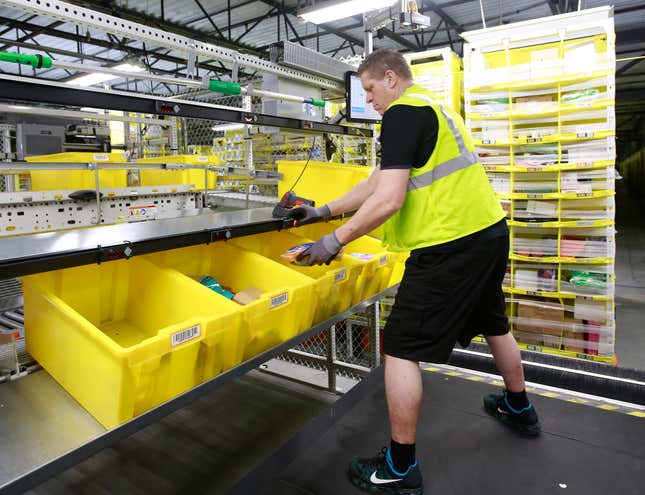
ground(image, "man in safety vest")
xmin=288 ymin=48 xmax=541 ymax=495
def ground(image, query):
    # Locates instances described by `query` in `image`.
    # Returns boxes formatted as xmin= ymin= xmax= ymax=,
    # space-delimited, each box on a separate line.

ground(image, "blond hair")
xmin=357 ymin=49 xmax=413 ymax=81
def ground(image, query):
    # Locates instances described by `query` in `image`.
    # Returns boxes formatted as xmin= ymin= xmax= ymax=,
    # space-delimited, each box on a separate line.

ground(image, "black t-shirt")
xmin=380 ymin=105 xmax=439 ymax=169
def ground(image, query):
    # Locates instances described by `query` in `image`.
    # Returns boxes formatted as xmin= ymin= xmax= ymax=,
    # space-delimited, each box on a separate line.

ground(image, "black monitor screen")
xmin=345 ymin=71 xmax=381 ymax=123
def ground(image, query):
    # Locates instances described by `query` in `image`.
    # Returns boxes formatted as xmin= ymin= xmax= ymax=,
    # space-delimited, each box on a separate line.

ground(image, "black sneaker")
xmin=483 ymin=391 xmax=542 ymax=437
xmin=348 ymin=447 xmax=423 ymax=494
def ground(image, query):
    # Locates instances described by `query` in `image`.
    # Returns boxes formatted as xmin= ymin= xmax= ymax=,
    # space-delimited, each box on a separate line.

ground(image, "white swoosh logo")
xmin=370 ymin=471 xmax=402 ymax=485
xmin=497 ymin=406 xmax=510 ymax=415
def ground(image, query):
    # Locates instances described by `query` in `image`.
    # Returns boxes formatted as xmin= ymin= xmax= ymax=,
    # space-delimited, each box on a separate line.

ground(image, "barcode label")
xmin=576 ymin=192 xmax=593 ymax=197
xmin=92 ymin=153 xmax=109 ymax=161
xmin=527 ymin=137 xmax=542 ymax=143
xmin=379 ymin=256 xmax=388 ymax=266
xmin=577 ymin=132 xmax=594 ymax=139
xmin=270 ymin=293 xmax=288 ymax=309
xmin=576 ymin=161 xmax=593 ymax=168
xmin=576 ymin=221 xmax=594 ymax=227
xmin=482 ymin=139 xmax=496 ymax=145
xmin=197 ymin=156 xmax=208 ymax=162
xmin=171 ymin=324 xmax=201 ymax=347
xmin=334 ymin=267 xmax=346 ymax=283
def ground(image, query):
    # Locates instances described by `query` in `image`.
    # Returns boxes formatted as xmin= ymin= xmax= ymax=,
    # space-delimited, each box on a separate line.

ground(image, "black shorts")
xmin=383 ymin=233 xmax=510 ymax=364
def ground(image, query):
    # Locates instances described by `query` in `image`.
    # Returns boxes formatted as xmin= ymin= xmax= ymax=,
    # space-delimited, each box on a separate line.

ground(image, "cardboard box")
xmin=516 ymin=300 xmax=563 ymax=336
xmin=515 ymin=94 xmax=554 ymax=104
xmin=514 ymin=331 xmax=543 ymax=347
xmin=233 ymin=287 xmax=263 ymax=305
xmin=562 ymin=316 xmax=586 ymax=353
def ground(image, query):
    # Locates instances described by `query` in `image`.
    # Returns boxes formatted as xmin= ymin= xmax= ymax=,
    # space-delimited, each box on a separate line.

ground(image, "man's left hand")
xmin=297 ymin=232 xmax=344 ymax=266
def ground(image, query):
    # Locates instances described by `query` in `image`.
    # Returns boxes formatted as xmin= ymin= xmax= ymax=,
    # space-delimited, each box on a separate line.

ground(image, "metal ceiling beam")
xmin=422 ymin=0 xmax=462 ymax=32
xmin=0 ymin=20 xmax=64 ymax=52
xmin=234 ymin=8 xmax=278 ymax=43
xmin=0 ymin=37 xmax=108 ymax=62
xmin=0 ymin=16 xmax=233 ymax=75
xmin=193 ymin=0 xmax=227 ymax=40
xmin=61 ymin=0 xmax=263 ymax=56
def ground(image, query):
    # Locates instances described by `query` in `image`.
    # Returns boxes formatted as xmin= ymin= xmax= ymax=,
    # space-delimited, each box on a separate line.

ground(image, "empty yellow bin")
xmin=22 ymin=257 xmax=244 ymax=429
xmin=145 ymin=242 xmax=318 ymax=360
xmin=230 ymin=231 xmax=363 ymax=324
xmin=293 ymin=221 xmax=397 ymax=304
xmin=26 ymin=152 xmax=128 ymax=191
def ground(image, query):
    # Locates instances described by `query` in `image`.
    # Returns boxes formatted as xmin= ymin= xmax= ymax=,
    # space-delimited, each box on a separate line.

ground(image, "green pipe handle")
xmin=0 ymin=51 xmax=52 ymax=69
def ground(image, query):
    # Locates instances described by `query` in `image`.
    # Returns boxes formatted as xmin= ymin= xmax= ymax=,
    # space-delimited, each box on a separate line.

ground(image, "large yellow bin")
xmin=22 ymin=257 xmax=244 ymax=429
xmin=137 ymin=155 xmax=220 ymax=188
xmin=25 ymin=152 xmax=128 ymax=191
xmin=231 ymin=231 xmax=363 ymax=324
xmin=293 ymin=221 xmax=398 ymax=304
xmin=145 ymin=242 xmax=318 ymax=360
xmin=277 ymin=161 xmax=372 ymax=207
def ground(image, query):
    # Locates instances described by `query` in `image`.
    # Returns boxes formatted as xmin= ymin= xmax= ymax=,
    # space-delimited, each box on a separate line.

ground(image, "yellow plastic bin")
xmin=22 ymin=257 xmax=243 ymax=429
xmin=277 ymin=161 xmax=372 ymax=207
xmin=293 ymin=221 xmax=397 ymax=304
xmin=26 ymin=152 xmax=128 ymax=191
xmin=145 ymin=242 xmax=317 ymax=361
xmin=230 ymin=231 xmax=363 ymax=324
xmin=389 ymin=252 xmax=411 ymax=286
xmin=137 ymin=155 xmax=220 ymax=188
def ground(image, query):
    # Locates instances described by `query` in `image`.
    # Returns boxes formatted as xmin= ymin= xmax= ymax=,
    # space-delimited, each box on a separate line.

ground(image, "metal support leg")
xmin=368 ymin=303 xmax=381 ymax=368
xmin=327 ymin=324 xmax=337 ymax=393
xmin=92 ymin=163 xmax=102 ymax=225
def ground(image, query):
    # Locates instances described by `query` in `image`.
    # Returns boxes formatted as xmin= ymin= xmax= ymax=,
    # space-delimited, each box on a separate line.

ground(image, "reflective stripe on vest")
xmin=405 ymin=92 xmax=478 ymax=191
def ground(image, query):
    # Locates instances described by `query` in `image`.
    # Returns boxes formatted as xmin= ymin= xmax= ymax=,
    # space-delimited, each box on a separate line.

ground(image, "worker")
xmin=287 ymin=48 xmax=541 ymax=495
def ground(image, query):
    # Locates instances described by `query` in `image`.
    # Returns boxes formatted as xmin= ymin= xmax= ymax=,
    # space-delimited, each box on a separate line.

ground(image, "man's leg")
xmin=385 ymin=354 xmax=423 ymax=444
xmin=347 ymin=353 xmax=424 ymax=494
xmin=484 ymin=332 xmax=541 ymax=436
xmin=485 ymin=333 xmax=525 ymax=392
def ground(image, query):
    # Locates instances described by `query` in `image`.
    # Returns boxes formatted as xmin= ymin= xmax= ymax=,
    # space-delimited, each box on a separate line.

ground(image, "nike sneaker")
xmin=348 ymin=447 xmax=423 ymax=494
xmin=483 ymin=391 xmax=541 ymax=437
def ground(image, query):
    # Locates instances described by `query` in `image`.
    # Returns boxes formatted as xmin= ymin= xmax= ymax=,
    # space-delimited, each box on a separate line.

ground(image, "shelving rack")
xmin=405 ymin=47 xmax=462 ymax=113
xmin=462 ymin=7 xmax=617 ymax=364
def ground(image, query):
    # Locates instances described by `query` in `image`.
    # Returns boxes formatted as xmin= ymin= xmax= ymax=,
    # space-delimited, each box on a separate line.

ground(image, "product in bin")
xmin=281 ymin=242 xmax=343 ymax=265
xmin=349 ymin=252 xmax=374 ymax=261
xmin=233 ymin=286 xmax=263 ymax=305
xmin=280 ymin=242 xmax=314 ymax=265
xmin=199 ymin=275 xmax=235 ymax=299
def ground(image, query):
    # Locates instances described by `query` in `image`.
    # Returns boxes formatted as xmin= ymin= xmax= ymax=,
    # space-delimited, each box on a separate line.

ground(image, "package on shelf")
xmin=512 ymin=227 xmax=558 ymax=257
xmin=478 ymin=150 xmax=511 ymax=165
xmin=560 ymin=227 xmax=615 ymax=259
xmin=562 ymin=138 xmax=615 ymax=164
xmin=514 ymin=92 xmax=557 ymax=112
xmin=513 ymin=262 xmax=558 ymax=292
xmin=560 ymin=196 xmax=614 ymax=220
xmin=515 ymin=199 xmax=559 ymax=220
xmin=470 ymin=95 xmax=510 ymax=113
xmin=513 ymin=121 xmax=558 ymax=140
xmin=561 ymin=169 xmax=615 ymax=193
xmin=513 ymin=171 xmax=558 ymax=193
xmin=480 ymin=122 xmax=510 ymax=141
xmin=560 ymin=263 xmax=613 ymax=296
xmin=514 ymin=144 xmax=559 ymax=167
xmin=487 ymin=172 xmax=511 ymax=193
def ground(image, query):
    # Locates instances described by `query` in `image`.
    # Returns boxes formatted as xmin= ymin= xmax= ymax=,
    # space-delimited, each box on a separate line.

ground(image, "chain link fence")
xmin=277 ymin=303 xmax=383 ymax=385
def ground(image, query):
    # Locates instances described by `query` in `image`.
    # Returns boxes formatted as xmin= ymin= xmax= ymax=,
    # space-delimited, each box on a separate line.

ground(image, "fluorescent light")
xmin=8 ymin=105 xmax=30 ymax=110
xmin=299 ymin=0 xmax=397 ymax=24
xmin=68 ymin=63 xmax=146 ymax=87
xmin=80 ymin=107 xmax=104 ymax=113
xmin=211 ymin=123 xmax=245 ymax=132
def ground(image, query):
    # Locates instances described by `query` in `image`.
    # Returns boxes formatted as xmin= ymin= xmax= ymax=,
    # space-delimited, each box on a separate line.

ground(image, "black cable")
xmin=286 ymin=136 xmax=318 ymax=192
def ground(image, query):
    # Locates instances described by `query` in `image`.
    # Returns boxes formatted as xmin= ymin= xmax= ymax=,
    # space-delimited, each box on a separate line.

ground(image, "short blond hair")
xmin=357 ymin=49 xmax=413 ymax=81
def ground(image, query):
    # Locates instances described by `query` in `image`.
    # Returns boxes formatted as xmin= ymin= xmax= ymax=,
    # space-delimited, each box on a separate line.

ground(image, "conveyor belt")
xmin=231 ymin=366 xmax=645 ymax=495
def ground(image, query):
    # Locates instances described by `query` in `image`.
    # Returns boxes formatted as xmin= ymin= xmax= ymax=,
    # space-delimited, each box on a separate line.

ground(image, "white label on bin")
xmin=379 ymin=256 xmax=388 ymax=266
xmin=270 ymin=293 xmax=288 ymax=309
xmin=92 ymin=153 xmax=109 ymax=161
xmin=171 ymin=324 xmax=201 ymax=347
xmin=334 ymin=267 xmax=347 ymax=283
xmin=197 ymin=155 xmax=208 ymax=163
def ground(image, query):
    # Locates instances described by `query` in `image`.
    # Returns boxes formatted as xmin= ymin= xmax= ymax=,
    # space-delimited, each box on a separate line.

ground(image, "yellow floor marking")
xmin=424 ymin=367 xmax=440 ymax=372
xmin=466 ymin=376 xmax=484 ymax=381
xmin=597 ymin=404 xmax=619 ymax=411
xmin=445 ymin=371 xmax=462 ymax=376
xmin=491 ymin=381 xmax=505 ymax=387
xmin=627 ymin=411 xmax=645 ymax=418
xmin=567 ymin=398 xmax=589 ymax=404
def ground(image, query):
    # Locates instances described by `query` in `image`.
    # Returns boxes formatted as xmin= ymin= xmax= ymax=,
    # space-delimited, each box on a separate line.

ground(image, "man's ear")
xmin=385 ymin=69 xmax=397 ymax=89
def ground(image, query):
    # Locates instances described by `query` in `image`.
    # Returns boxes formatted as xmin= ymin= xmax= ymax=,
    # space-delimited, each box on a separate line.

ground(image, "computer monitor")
xmin=345 ymin=71 xmax=381 ymax=123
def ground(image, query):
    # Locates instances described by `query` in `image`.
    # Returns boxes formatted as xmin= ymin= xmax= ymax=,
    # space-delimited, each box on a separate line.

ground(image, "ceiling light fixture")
xmin=299 ymin=0 xmax=397 ymax=24
xmin=67 ymin=62 xmax=146 ymax=87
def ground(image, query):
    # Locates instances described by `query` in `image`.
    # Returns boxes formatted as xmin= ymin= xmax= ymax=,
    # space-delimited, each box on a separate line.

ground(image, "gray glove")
xmin=297 ymin=232 xmax=344 ymax=266
xmin=287 ymin=204 xmax=331 ymax=226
